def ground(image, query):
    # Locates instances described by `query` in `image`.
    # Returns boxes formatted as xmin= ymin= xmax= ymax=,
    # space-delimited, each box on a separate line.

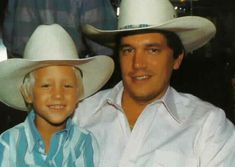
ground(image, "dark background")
xmin=0 ymin=0 xmax=235 ymax=133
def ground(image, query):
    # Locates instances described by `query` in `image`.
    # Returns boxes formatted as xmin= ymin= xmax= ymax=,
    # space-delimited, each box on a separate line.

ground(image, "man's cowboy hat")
xmin=82 ymin=0 xmax=216 ymax=53
xmin=0 ymin=24 xmax=114 ymax=111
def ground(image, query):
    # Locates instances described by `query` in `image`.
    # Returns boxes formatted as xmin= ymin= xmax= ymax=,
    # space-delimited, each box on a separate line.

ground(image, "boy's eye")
xmin=41 ymin=84 xmax=50 ymax=88
xmin=64 ymin=84 xmax=74 ymax=88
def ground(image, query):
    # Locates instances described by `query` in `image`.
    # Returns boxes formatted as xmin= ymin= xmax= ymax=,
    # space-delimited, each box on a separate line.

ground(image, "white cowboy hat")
xmin=0 ymin=24 xmax=114 ymax=111
xmin=82 ymin=0 xmax=216 ymax=53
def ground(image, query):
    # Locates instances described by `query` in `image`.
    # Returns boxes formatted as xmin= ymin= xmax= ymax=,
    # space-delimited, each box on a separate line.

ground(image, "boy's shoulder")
xmin=68 ymin=122 xmax=97 ymax=150
xmin=71 ymin=121 xmax=94 ymax=139
xmin=0 ymin=122 xmax=26 ymax=143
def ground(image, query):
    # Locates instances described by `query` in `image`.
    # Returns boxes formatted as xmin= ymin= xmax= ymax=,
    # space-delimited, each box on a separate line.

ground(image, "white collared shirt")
xmin=73 ymin=82 xmax=235 ymax=167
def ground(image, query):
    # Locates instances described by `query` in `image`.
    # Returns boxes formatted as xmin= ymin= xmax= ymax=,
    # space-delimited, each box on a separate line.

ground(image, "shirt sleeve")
xmin=90 ymin=132 xmax=100 ymax=167
xmin=81 ymin=132 xmax=100 ymax=167
xmin=79 ymin=0 xmax=117 ymax=56
xmin=196 ymin=109 xmax=235 ymax=166
xmin=0 ymin=133 xmax=11 ymax=166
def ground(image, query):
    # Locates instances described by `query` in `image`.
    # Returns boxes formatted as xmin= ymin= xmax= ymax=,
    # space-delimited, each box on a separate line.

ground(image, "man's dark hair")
xmin=115 ymin=29 xmax=185 ymax=59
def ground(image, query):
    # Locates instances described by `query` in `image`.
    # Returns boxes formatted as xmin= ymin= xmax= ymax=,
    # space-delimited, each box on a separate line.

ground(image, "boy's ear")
xmin=20 ymin=86 xmax=33 ymax=103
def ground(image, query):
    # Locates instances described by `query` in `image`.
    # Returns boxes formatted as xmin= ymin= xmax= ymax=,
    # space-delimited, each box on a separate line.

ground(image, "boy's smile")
xmin=28 ymin=65 xmax=80 ymax=128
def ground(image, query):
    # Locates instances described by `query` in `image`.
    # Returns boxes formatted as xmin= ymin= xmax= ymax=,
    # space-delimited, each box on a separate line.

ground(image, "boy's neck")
xmin=35 ymin=118 xmax=67 ymax=153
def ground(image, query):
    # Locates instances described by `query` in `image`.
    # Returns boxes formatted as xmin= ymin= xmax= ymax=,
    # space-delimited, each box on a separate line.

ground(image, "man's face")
xmin=29 ymin=66 xmax=79 ymax=128
xmin=119 ymin=32 xmax=183 ymax=103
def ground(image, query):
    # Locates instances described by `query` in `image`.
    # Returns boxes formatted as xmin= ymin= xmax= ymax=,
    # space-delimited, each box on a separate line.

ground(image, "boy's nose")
xmin=52 ymin=87 xmax=64 ymax=99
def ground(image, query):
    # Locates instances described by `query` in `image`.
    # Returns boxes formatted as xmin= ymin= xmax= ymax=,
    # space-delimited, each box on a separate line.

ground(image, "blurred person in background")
xmin=3 ymin=0 xmax=117 ymax=58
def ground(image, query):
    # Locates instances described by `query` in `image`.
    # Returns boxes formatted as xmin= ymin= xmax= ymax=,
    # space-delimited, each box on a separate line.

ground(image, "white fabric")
xmin=0 ymin=38 xmax=7 ymax=62
xmin=73 ymin=82 xmax=235 ymax=167
xmin=82 ymin=0 xmax=216 ymax=53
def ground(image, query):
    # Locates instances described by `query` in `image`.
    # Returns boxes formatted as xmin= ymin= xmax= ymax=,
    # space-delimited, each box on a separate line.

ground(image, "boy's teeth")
xmin=50 ymin=105 xmax=64 ymax=109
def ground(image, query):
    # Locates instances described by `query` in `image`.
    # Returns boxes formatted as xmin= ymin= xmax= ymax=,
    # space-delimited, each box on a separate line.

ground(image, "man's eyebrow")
xmin=145 ymin=43 xmax=162 ymax=47
xmin=119 ymin=44 xmax=132 ymax=49
xmin=119 ymin=42 xmax=162 ymax=49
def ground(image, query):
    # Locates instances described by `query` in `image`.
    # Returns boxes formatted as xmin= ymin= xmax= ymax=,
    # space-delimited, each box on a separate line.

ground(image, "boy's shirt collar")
xmin=25 ymin=111 xmax=73 ymax=153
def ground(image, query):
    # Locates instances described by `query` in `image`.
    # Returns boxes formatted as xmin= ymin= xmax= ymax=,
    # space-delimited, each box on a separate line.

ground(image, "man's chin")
xmin=129 ymin=91 xmax=160 ymax=104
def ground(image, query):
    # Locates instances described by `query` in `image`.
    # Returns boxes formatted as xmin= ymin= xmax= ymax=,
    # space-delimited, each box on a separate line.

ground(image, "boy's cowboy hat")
xmin=82 ymin=0 xmax=216 ymax=53
xmin=0 ymin=24 xmax=114 ymax=111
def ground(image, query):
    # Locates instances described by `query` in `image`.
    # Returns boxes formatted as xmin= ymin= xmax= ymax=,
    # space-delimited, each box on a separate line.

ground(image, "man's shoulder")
xmin=172 ymin=89 xmax=227 ymax=122
xmin=178 ymin=91 xmax=221 ymax=112
xmin=80 ymin=88 xmax=112 ymax=106
xmin=74 ymin=88 xmax=113 ymax=119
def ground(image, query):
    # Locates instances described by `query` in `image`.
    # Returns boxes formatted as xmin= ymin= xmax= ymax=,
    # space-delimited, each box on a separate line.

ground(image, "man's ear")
xmin=20 ymin=85 xmax=33 ymax=103
xmin=173 ymin=52 xmax=184 ymax=70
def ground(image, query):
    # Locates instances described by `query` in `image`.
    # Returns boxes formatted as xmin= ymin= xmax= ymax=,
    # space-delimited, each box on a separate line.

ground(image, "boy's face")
xmin=29 ymin=65 xmax=79 ymax=128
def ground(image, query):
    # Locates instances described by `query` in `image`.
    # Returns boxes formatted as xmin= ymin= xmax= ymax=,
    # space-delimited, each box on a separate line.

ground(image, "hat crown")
xmin=23 ymin=24 xmax=78 ymax=61
xmin=118 ymin=0 xmax=177 ymax=29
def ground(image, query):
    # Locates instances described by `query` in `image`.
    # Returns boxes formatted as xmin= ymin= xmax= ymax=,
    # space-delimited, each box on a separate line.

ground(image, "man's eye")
xmin=148 ymin=48 xmax=160 ymax=54
xmin=121 ymin=47 xmax=134 ymax=55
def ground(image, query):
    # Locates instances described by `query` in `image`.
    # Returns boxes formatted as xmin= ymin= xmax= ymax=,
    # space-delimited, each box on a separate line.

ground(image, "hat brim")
xmin=82 ymin=16 xmax=216 ymax=53
xmin=0 ymin=55 xmax=114 ymax=111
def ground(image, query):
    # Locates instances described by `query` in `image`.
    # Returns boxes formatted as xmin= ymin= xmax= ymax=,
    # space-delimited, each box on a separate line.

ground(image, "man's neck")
xmin=121 ymin=92 xmax=150 ymax=128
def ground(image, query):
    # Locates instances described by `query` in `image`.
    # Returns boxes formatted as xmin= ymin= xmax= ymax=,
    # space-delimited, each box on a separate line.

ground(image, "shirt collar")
xmin=103 ymin=82 xmax=182 ymax=124
xmin=25 ymin=111 xmax=74 ymax=152
xmin=25 ymin=111 xmax=42 ymax=152
xmin=107 ymin=82 xmax=124 ymax=107
xmin=160 ymin=87 xmax=182 ymax=124
xmin=93 ymin=81 xmax=124 ymax=112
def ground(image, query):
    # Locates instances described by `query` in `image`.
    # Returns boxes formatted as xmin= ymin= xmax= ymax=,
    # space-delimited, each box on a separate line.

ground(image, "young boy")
xmin=0 ymin=24 xmax=114 ymax=166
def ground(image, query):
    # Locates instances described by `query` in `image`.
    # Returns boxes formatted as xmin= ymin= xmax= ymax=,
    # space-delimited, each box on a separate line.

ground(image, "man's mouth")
xmin=134 ymin=75 xmax=150 ymax=80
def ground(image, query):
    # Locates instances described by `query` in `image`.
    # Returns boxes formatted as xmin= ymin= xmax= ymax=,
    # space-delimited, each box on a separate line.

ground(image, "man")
xmin=74 ymin=0 xmax=235 ymax=166
xmin=3 ymin=0 xmax=117 ymax=58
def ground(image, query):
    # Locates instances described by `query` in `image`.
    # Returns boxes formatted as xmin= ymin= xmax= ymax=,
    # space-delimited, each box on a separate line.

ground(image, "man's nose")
xmin=133 ymin=50 xmax=146 ymax=69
